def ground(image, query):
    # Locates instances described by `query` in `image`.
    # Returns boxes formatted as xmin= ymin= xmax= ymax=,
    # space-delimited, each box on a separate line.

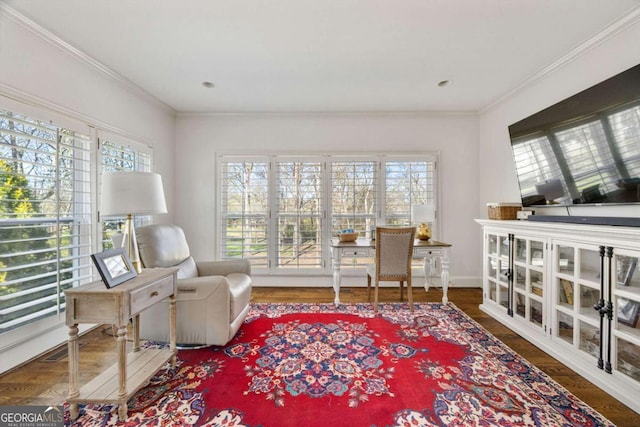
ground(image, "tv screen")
xmin=508 ymin=63 xmax=640 ymax=208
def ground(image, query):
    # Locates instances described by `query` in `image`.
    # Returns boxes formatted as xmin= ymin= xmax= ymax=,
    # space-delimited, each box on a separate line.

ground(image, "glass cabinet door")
xmin=552 ymin=242 xmax=601 ymax=362
xmin=485 ymin=232 xmax=509 ymax=310
xmin=612 ymin=251 xmax=640 ymax=383
xmin=512 ymin=237 xmax=545 ymax=330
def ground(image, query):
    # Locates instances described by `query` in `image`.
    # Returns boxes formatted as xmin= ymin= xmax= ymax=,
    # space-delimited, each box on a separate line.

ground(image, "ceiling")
xmin=4 ymin=0 xmax=640 ymax=114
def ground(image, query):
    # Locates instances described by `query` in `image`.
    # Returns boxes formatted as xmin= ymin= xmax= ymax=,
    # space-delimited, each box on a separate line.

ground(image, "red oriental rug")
xmin=66 ymin=302 xmax=614 ymax=426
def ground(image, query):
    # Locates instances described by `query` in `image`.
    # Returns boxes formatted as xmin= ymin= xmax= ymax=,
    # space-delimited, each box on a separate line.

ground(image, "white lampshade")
xmin=411 ymin=204 xmax=435 ymax=223
xmin=100 ymin=171 xmax=167 ymax=217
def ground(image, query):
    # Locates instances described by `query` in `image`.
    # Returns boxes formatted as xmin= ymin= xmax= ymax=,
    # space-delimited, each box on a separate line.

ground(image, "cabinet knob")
xmin=150 ymin=291 xmax=159 ymax=297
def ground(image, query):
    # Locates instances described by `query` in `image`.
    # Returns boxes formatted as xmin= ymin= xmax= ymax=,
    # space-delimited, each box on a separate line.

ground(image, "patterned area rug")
xmin=67 ymin=302 xmax=614 ymax=426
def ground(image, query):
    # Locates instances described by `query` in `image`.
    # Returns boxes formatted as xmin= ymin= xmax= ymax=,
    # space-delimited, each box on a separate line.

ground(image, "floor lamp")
xmin=100 ymin=171 xmax=167 ymax=273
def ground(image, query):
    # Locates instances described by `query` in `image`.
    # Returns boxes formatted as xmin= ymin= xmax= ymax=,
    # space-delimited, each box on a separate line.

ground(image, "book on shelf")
xmin=531 ymin=282 xmax=543 ymax=296
xmin=560 ymin=279 xmax=573 ymax=304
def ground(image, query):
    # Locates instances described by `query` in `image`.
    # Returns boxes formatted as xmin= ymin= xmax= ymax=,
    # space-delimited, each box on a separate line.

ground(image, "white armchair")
xmin=135 ymin=224 xmax=252 ymax=346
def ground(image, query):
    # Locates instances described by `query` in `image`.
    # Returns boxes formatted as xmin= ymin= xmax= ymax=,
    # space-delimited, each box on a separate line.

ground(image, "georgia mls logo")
xmin=44 ymin=406 xmax=63 ymax=417
xmin=0 ymin=405 xmax=63 ymax=427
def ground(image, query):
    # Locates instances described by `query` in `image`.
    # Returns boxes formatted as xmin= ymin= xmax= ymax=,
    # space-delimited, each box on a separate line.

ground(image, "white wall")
xmin=0 ymin=9 xmax=176 ymax=214
xmin=175 ymin=112 xmax=481 ymax=285
xmin=478 ymin=16 xmax=640 ymax=218
xmin=0 ymin=8 xmax=175 ymax=372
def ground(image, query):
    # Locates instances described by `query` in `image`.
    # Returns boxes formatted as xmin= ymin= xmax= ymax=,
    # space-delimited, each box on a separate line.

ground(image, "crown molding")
xmin=176 ymin=109 xmax=478 ymax=118
xmin=0 ymin=3 xmax=176 ymax=116
xmin=481 ymin=4 xmax=640 ymax=114
xmin=0 ymin=82 xmax=155 ymax=148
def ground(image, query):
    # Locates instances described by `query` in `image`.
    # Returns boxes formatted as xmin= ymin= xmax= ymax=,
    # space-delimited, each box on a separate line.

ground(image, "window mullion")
xmin=269 ymin=157 xmax=277 ymax=272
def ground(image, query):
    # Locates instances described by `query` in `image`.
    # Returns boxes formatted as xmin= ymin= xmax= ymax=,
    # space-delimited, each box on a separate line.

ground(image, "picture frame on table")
xmin=617 ymin=257 xmax=638 ymax=287
xmin=91 ymin=248 xmax=137 ymax=289
xmin=617 ymin=297 xmax=640 ymax=328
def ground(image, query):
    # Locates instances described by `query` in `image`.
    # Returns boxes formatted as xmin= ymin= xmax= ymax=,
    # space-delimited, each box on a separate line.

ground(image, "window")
xmin=331 ymin=159 xmax=377 ymax=237
xmin=0 ymin=104 xmax=154 ymax=349
xmin=384 ymin=160 xmax=434 ymax=226
xmin=276 ymin=158 xmax=324 ymax=269
xmin=0 ymin=109 xmax=93 ymax=336
xmin=218 ymin=154 xmax=437 ymax=274
xmin=219 ymin=158 xmax=270 ymax=268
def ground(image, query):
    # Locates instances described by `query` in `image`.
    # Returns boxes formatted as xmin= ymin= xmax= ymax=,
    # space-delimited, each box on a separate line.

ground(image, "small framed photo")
xmin=91 ymin=248 xmax=137 ymax=288
xmin=617 ymin=257 xmax=638 ymax=287
xmin=617 ymin=297 xmax=640 ymax=327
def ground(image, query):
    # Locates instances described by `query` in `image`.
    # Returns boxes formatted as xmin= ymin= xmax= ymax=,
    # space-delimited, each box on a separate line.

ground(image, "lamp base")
xmin=121 ymin=214 xmax=142 ymax=273
xmin=417 ymin=223 xmax=431 ymax=241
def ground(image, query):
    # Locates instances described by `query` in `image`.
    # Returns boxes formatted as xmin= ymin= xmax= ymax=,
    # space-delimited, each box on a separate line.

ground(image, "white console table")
xmin=330 ymin=238 xmax=451 ymax=305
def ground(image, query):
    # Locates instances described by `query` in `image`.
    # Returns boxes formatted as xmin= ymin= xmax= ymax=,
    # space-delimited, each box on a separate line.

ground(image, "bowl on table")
xmin=338 ymin=232 xmax=358 ymax=242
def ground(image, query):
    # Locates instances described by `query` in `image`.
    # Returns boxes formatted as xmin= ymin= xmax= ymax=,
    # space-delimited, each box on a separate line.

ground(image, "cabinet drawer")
xmin=130 ymin=275 xmax=174 ymax=315
xmin=414 ymin=248 xmax=444 ymax=257
xmin=340 ymin=248 xmax=372 ymax=257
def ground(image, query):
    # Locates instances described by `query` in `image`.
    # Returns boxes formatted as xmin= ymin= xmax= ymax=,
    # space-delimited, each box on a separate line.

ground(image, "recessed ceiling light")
xmin=437 ymin=80 xmax=451 ymax=87
xmin=202 ymin=81 xmax=215 ymax=88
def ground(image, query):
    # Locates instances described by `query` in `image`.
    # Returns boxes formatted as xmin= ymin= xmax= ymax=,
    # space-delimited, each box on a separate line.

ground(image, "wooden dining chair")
xmin=366 ymin=226 xmax=416 ymax=311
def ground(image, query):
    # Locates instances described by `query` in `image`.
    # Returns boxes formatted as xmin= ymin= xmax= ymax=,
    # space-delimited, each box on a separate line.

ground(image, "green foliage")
xmin=0 ymin=159 xmax=63 ymax=329
xmin=0 ymin=159 xmax=35 ymax=217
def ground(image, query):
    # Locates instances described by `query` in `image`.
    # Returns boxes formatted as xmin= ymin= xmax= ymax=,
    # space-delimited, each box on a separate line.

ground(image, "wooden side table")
xmin=64 ymin=268 xmax=178 ymax=420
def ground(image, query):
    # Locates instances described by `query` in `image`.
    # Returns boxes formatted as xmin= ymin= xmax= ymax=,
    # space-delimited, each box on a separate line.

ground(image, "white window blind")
xmin=0 ymin=109 xmax=93 ymax=334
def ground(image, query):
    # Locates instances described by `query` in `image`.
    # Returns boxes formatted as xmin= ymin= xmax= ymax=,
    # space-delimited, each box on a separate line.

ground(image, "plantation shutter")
xmin=330 ymin=159 xmax=377 ymax=237
xmin=218 ymin=157 xmax=270 ymax=268
xmin=384 ymin=159 xmax=435 ymax=226
xmin=218 ymin=153 xmax=440 ymax=273
xmin=275 ymin=158 xmax=323 ymax=269
xmin=0 ymin=109 xmax=93 ymax=334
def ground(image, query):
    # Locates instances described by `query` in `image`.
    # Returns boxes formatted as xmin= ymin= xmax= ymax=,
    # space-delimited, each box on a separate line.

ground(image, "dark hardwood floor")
xmin=1 ymin=287 xmax=638 ymax=426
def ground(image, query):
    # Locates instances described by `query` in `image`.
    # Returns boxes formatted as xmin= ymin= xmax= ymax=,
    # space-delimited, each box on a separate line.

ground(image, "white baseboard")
xmin=252 ymin=274 xmax=481 ymax=288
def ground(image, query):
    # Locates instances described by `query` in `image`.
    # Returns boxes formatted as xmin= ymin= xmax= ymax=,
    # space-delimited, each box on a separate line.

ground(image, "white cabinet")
xmin=477 ymin=219 xmax=640 ymax=414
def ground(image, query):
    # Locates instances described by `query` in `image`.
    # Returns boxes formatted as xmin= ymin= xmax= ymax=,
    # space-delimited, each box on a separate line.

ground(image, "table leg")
xmin=331 ymin=247 xmax=341 ymax=305
xmin=441 ymin=248 xmax=450 ymax=304
xmin=423 ymin=256 xmax=431 ymax=291
xmin=169 ymin=295 xmax=177 ymax=367
xmin=132 ymin=315 xmax=140 ymax=352
xmin=117 ymin=324 xmax=128 ymax=419
xmin=67 ymin=324 xmax=79 ymax=420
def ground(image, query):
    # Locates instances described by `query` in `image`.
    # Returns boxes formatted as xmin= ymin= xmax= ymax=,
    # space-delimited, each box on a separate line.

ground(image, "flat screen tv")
xmin=508 ymin=63 xmax=640 ymax=208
